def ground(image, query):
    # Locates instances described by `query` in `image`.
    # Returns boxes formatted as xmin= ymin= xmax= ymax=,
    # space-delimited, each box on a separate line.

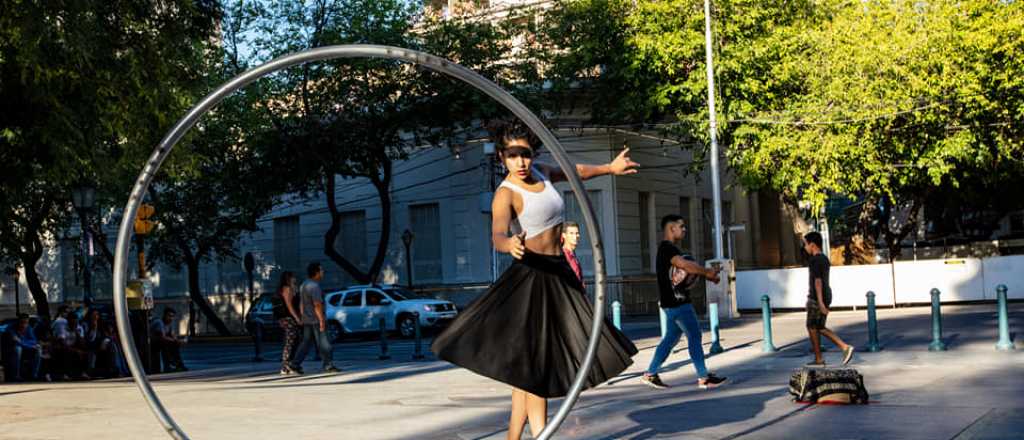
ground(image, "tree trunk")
xmin=89 ymin=224 xmax=115 ymax=274
xmin=780 ymin=196 xmax=814 ymax=263
xmin=367 ymin=162 xmax=392 ymax=282
xmin=21 ymin=246 xmax=50 ymax=320
xmin=881 ymin=196 xmax=924 ymax=262
xmin=840 ymin=199 xmax=880 ymax=265
xmin=184 ymin=254 xmax=231 ymax=336
xmin=323 ymin=173 xmax=372 ymax=284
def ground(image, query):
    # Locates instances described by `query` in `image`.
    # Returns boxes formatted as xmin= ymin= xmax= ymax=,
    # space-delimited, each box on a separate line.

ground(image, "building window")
xmin=410 ymin=203 xmax=442 ymax=283
xmin=639 ymin=192 xmax=652 ymax=273
xmin=335 ymin=210 xmax=367 ymax=270
xmin=273 ymin=216 xmax=301 ymax=273
xmin=563 ymin=190 xmax=602 ymax=275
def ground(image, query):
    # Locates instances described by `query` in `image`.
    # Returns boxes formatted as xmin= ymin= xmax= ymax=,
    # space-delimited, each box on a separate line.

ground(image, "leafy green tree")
xmin=0 ymin=1 xmax=220 ymax=318
xmin=251 ymin=0 xmax=533 ymax=283
xmin=104 ymin=2 xmax=294 ymax=336
xmin=725 ymin=0 xmax=1024 ymax=259
xmin=541 ymin=0 xmax=1024 ymax=262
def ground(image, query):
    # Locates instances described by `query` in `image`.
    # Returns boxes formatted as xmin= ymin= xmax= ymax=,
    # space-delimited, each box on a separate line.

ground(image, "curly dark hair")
xmin=486 ymin=118 xmax=542 ymax=152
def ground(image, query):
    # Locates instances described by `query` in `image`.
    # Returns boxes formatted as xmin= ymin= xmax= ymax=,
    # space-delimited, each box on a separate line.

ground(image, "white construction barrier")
xmin=736 ymin=264 xmax=896 ymax=309
xmin=892 ymin=258 xmax=985 ymax=303
xmin=735 ymin=266 xmax=807 ymax=310
xmin=736 ymin=256 xmax=1021 ymax=310
xmin=982 ymin=255 xmax=1024 ymax=300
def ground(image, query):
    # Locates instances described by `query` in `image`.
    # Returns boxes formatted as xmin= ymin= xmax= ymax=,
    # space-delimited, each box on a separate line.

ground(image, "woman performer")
xmin=432 ymin=121 xmax=640 ymax=439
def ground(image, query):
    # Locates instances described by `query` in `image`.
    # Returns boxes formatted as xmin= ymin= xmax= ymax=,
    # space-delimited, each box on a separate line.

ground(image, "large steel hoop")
xmin=112 ymin=45 xmax=608 ymax=440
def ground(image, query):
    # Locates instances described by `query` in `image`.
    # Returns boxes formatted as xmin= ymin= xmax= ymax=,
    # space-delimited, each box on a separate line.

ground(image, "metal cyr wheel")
xmin=112 ymin=45 xmax=608 ymax=440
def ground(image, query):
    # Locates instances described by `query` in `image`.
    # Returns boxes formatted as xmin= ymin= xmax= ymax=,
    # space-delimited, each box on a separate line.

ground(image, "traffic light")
xmin=134 ymin=203 xmax=156 ymax=235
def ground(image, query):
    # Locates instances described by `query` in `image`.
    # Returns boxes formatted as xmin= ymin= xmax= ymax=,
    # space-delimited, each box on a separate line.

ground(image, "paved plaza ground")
xmin=1 ymin=303 xmax=1022 ymax=439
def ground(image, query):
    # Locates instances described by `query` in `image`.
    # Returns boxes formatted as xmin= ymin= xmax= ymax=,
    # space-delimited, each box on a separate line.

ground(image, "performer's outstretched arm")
xmin=540 ymin=147 xmax=639 ymax=182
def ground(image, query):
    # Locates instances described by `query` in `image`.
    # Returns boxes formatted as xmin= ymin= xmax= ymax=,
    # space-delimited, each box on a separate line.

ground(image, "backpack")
xmin=789 ymin=367 xmax=869 ymax=404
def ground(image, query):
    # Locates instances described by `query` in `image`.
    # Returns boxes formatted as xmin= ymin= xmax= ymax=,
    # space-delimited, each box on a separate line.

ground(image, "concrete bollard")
xmin=866 ymin=291 xmax=881 ymax=352
xmin=996 ymin=285 xmax=1014 ymax=351
xmin=612 ymin=301 xmax=622 ymax=330
xmin=709 ymin=302 xmax=723 ymax=354
xmin=928 ymin=288 xmax=947 ymax=351
xmin=761 ymin=295 xmax=778 ymax=353
xmin=412 ymin=312 xmax=425 ymax=360
xmin=378 ymin=316 xmax=391 ymax=360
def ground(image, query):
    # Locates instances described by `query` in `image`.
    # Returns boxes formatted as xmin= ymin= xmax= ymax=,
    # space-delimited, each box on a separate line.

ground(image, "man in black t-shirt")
xmin=804 ymin=231 xmax=854 ymax=367
xmin=641 ymin=215 xmax=727 ymax=390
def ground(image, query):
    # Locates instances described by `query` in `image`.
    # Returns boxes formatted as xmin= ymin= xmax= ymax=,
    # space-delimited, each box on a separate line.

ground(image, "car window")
xmin=366 ymin=290 xmax=387 ymax=306
xmin=384 ymin=289 xmax=408 ymax=301
xmin=327 ymin=293 xmax=342 ymax=307
xmin=385 ymin=288 xmax=421 ymax=300
xmin=342 ymin=291 xmax=362 ymax=307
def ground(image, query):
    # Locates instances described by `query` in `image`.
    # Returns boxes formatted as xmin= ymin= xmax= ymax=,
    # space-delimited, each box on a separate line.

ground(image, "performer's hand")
xmin=608 ymin=148 xmax=640 ymax=175
xmin=706 ymin=267 xmax=721 ymax=284
xmin=819 ymin=305 xmax=830 ymax=316
xmin=510 ymin=233 xmax=526 ymax=260
xmin=319 ymin=320 xmax=326 ymax=332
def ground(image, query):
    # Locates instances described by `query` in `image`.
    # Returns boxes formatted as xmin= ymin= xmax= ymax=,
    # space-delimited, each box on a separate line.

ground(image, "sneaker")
xmin=641 ymin=373 xmax=670 ymax=389
xmin=805 ymin=361 xmax=826 ymax=368
xmin=842 ymin=346 xmax=855 ymax=365
xmin=323 ymin=365 xmax=341 ymax=373
xmin=698 ymin=373 xmax=727 ymax=389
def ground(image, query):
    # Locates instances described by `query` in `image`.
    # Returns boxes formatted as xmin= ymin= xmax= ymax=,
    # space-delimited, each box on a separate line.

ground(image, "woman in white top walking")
xmin=432 ymin=120 xmax=640 ymax=439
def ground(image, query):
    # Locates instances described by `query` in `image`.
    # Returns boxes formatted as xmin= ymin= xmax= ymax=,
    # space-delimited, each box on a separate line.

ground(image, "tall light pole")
xmin=71 ymin=184 xmax=97 ymax=307
xmin=402 ymin=229 xmax=415 ymax=288
xmin=703 ymin=0 xmax=725 ymax=260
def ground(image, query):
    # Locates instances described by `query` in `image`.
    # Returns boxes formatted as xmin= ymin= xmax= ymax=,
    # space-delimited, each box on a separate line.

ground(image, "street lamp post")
xmin=3 ymin=266 xmax=19 ymax=316
xmin=71 ymin=184 xmax=97 ymax=307
xmin=402 ymin=229 xmax=415 ymax=288
xmin=703 ymin=0 xmax=725 ymax=260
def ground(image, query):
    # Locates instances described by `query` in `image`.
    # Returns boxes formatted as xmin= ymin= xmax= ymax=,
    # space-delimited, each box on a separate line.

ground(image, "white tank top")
xmin=499 ymin=168 xmax=565 ymax=239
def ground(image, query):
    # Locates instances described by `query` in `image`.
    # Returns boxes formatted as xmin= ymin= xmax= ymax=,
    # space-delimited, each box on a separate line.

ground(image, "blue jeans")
xmin=10 ymin=345 xmax=42 ymax=381
xmin=292 ymin=324 xmax=333 ymax=369
xmin=647 ymin=303 xmax=708 ymax=378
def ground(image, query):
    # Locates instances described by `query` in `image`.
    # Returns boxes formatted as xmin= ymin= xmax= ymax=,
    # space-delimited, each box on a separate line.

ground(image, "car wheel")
xmin=398 ymin=315 xmax=416 ymax=339
xmin=326 ymin=321 xmax=344 ymax=343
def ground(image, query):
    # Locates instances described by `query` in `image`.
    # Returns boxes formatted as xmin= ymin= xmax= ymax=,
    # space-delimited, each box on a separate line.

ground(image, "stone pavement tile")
xmin=539 ymin=386 xmax=803 ymax=440
xmin=953 ymin=409 xmax=1024 ymax=440
xmin=746 ymin=404 xmax=990 ymax=440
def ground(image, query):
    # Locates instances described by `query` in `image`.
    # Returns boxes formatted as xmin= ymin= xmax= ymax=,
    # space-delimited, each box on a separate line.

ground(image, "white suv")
xmin=323 ymin=284 xmax=458 ymax=340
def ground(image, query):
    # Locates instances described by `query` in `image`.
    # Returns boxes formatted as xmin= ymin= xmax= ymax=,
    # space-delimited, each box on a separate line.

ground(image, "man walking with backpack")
xmin=641 ymin=215 xmax=727 ymax=390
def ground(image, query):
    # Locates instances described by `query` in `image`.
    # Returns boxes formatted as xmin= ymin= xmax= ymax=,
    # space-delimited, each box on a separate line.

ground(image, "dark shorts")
xmin=806 ymin=300 xmax=828 ymax=329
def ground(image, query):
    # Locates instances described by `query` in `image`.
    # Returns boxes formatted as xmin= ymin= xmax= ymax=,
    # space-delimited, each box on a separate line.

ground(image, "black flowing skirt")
xmin=431 ymin=253 xmax=638 ymax=398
